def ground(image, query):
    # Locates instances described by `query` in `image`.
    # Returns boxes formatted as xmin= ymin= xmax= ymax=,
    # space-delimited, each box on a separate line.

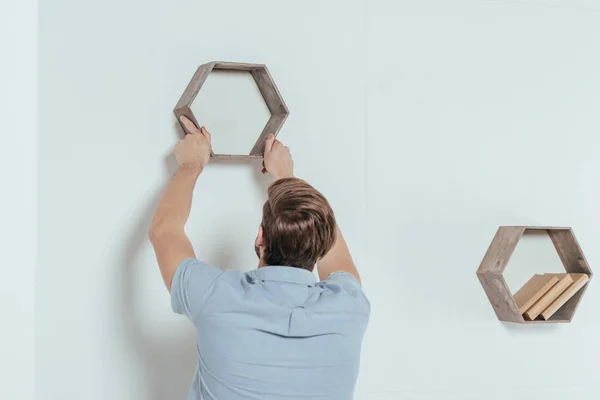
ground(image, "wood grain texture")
xmin=212 ymin=154 xmax=263 ymax=160
xmin=477 ymin=227 xmax=525 ymax=275
xmin=524 ymin=274 xmax=573 ymax=321
xmin=250 ymin=114 xmax=289 ymax=156
xmin=477 ymin=273 xmax=523 ymax=323
xmin=541 ymin=273 xmax=589 ymax=320
xmin=213 ymin=61 xmax=262 ymax=71
xmin=513 ymin=274 xmax=559 ymax=314
xmin=251 ymin=66 xmax=289 ymax=116
xmin=173 ymin=61 xmax=289 ymax=158
xmin=521 ymin=226 xmax=570 ymax=231
xmin=548 ymin=229 xmax=593 ymax=275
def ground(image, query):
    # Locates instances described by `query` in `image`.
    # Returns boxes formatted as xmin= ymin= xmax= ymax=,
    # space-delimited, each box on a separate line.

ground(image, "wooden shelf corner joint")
xmin=173 ymin=61 xmax=289 ymax=160
xmin=476 ymin=226 xmax=593 ymax=324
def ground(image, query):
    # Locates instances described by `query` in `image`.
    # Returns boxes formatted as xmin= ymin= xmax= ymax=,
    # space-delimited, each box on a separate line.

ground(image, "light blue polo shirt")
xmin=171 ymin=258 xmax=370 ymax=400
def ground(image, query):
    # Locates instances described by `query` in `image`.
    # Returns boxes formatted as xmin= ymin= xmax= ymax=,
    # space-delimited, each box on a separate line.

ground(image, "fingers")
xmin=264 ymin=133 xmax=276 ymax=154
xmin=180 ymin=116 xmax=202 ymax=135
xmin=180 ymin=116 xmax=212 ymax=147
xmin=200 ymin=126 xmax=211 ymax=143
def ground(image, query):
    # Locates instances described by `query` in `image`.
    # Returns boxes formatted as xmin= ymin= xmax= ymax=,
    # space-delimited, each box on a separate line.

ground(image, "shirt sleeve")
xmin=170 ymin=258 xmax=223 ymax=320
xmin=324 ymin=271 xmax=371 ymax=316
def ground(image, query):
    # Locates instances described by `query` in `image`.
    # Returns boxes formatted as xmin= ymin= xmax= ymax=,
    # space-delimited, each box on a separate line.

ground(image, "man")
xmin=149 ymin=116 xmax=370 ymax=400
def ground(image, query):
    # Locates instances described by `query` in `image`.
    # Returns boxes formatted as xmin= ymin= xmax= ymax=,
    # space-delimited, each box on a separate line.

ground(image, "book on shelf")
xmin=540 ymin=273 xmax=590 ymax=320
xmin=524 ymin=273 xmax=574 ymax=321
xmin=513 ymin=274 xmax=559 ymax=314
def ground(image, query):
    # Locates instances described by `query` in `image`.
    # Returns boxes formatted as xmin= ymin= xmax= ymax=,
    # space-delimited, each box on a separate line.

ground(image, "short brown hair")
xmin=261 ymin=178 xmax=336 ymax=271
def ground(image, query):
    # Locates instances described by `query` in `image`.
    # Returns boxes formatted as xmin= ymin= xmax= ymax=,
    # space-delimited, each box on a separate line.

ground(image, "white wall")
xmin=37 ymin=1 xmax=600 ymax=399
xmin=0 ymin=1 xmax=37 ymax=399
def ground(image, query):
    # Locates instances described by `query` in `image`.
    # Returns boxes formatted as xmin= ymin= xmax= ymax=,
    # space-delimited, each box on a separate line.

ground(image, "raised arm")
xmin=316 ymin=226 xmax=360 ymax=283
xmin=149 ymin=117 xmax=212 ymax=291
xmin=261 ymin=134 xmax=360 ymax=284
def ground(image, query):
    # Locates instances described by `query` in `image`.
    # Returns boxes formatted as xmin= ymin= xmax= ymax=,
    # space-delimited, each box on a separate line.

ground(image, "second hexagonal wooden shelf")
xmin=477 ymin=226 xmax=592 ymax=324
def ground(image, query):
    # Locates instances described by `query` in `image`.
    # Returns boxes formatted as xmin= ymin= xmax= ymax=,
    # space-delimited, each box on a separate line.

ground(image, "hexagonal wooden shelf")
xmin=477 ymin=226 xmax=592 ymax=324
xmin=173 ymin=61 xmax=289 ymax=160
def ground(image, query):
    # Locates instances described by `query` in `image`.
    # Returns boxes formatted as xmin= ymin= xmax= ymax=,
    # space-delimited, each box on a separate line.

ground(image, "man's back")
xmin=171 ymin=259 xmax=370 ymax=400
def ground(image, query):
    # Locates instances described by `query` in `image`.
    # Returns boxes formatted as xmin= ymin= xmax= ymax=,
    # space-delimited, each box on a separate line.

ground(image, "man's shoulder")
xmin=320 ymin=271 xmax=369 ymax=299
xmin=315 ymin=272 xmax=371 ymax=319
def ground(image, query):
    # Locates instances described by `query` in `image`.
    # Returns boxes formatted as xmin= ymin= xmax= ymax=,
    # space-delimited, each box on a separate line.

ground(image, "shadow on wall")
xmin=117 ymin=137 xmax=271 ymax=400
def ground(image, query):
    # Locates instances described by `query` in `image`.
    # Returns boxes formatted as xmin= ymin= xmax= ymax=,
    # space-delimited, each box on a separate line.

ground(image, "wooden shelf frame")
xmin=477 ymin=226 xmax=593 ymax=324
xmin=173 ymin=61 xmax=289 ymax=160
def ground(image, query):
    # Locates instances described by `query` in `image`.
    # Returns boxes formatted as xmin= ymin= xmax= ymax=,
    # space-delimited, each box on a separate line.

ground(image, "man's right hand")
xmin=262 ymin=133 xmax=294 ymax=180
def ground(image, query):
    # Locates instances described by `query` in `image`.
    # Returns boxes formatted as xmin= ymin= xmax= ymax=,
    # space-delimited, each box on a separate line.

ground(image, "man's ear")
xmin=255 ymin=225 xmax=265 ymax=247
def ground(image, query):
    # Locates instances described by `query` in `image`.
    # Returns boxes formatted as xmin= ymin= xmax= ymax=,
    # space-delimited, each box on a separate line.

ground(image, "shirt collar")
xmin=248 ymin=266 xmax=317 ymax=287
